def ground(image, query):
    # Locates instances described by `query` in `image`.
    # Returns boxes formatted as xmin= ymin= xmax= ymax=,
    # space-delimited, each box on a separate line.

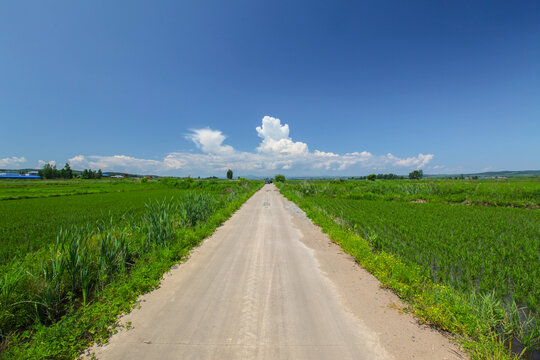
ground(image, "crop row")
xmin=321 ymin=198 xmax=539 ymax=314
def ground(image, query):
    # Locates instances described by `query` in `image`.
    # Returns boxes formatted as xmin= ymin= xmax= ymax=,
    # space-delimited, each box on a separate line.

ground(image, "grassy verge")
xmin=1 ymin=181 xmax=262 ymax=359
xmin=277 ymin=183 xmax=535 ymax=360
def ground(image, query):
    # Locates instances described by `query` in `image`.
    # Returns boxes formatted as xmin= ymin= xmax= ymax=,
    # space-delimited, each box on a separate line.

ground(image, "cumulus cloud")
xmin=314 ymin=150 xmax=339 ymax=157
xmin=0 ymin=156 xmax=26 ymax=168
xmin=65 ymin=116 xmax=434 ymax=176
xmin=256 ymin=116 xmax=308 ymax=155
xmin=187 ymin=128 xmax=234 ymax=154
xmin=386 ymin=153 xmax=434 ymax=169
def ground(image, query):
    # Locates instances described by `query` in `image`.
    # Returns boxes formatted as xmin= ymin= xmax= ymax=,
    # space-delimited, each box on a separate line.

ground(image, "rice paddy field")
xmin=0 ymin=178 xmax=262 ymax=359
xmin=278 ymin=178 xmax=540 ymax=358
xmin=0 ymin=179 xmax=159 ymax=201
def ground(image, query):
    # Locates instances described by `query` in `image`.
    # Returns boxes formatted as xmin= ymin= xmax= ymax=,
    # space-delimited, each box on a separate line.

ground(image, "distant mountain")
xmin=426 ymin=170 xmax=540 ymax=178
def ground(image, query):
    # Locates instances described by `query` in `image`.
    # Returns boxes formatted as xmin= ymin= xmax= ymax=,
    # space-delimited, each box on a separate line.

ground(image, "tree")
xmin=81 ymin=168 xmax=100 ymax=179
xmin=38 ymin=163 xmax=61 ymax=179
xmin=275 ymin=174 xmax=286 ymax=183
xmin=226 ymin=169 xmax=233 ymax=180
xmin=408 ymin=169 xmax=423 ymax=180
xmin=367 ymin=174 xmax=376 ymax=181
xmin=61 ymin=163 xmax=73 ymax=179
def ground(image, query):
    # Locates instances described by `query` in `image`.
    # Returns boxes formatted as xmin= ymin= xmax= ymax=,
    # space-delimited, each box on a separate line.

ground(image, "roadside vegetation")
xmin=0 ymin=178 xmax=262 ymax=359
xmin=277 ymin=178 xmax=540 ymax=359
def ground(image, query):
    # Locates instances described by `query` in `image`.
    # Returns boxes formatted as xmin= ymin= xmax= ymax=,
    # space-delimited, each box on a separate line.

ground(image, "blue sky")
xmin=1 ymin=1 xmax=539 ymax=176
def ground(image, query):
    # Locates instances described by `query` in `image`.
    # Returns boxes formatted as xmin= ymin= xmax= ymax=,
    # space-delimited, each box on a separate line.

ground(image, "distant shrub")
xmin=275 ymin=174 xmax=286 ymax=183
xmin=238 ymin=177 xmax=249 ymax=186
xmin=408 ymin=170 xmax=423 ymax=180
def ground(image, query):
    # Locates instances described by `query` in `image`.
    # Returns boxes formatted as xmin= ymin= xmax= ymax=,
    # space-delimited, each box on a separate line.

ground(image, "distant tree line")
xmin=353 ymin=173 xmax=405 ymax=181
xmin=38 ymin=163 xmax=73 ymax=179
xmin=38 ymin=163 xmax=103 ymax=179
xmin=81 ymin=169 xmax=103 ymax=179
xmin=443 ymin=175 xmax=478 ymax=180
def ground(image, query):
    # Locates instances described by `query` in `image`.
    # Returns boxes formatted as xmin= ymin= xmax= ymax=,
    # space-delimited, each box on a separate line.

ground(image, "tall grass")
xmin=140 ymin=199 xmax=178 ymax=250
xmin=178 ymin=192 xmax=215 ymax=227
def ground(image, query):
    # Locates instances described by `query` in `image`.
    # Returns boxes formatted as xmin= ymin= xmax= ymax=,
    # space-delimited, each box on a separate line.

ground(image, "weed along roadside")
xmin=0 ymin=179 xmax=263 ymax=359
xmin=276 ymin=179 xmax=540 ymax=360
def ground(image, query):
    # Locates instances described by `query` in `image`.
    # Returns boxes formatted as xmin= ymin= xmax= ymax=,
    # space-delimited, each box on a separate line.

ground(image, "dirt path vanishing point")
xmin=85 ymin=184 xmax=465 ymax=360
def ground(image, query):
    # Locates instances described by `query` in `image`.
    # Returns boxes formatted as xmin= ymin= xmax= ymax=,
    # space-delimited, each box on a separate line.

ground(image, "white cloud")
xmin=256 ymin=116 xmax=308 ymax=155
xmin=187 ymin=128 xmax=234 ymax=154
xmin=69 ymin=155 xmax=164 ymax=173
xmin=386 ymin=153 xmax=434 ymax=169
xmin=314 ymin=150 xmax=339 ymax=157
xmin=65 ymin=116 xmax=435 ymax=176
xmin=38 ymin=160 xmax=56 ymax=168
xmin=0 ymin=156 xmax=26 ymax=168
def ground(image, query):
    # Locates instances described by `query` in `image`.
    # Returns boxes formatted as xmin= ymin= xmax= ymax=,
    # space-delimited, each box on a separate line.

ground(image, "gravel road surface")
xmin=86 ymin=184 xmax=464 ymax=360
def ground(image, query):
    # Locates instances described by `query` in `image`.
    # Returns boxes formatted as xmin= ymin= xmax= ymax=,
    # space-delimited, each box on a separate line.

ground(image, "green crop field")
xmin=0 ymin=179 xmax=161 ymax=200
xmin=0 ymin=178 xmax=262 ymax=358
xmin=0 ymin=189 xmax=189 ymax=263
xmin=0 ymin=179 xmax=251 ymax=263
xmin=278 ymin=178 xmax=540 ymax=358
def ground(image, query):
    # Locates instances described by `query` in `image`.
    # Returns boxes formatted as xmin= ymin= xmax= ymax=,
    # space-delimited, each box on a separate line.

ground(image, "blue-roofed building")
xmin=0 ymin=172 xmax=41 ymax=179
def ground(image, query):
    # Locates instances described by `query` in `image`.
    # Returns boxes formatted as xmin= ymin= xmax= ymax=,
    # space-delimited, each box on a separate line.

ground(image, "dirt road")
xmin=86 ymin=184 xmax=464 ymax=359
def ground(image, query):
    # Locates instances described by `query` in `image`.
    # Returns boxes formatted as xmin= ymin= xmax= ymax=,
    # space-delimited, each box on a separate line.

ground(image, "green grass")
xmin=0 ymin=178 xmax=263 ymax=358
xmin=278 ymin=179 xmax=540 ymax=359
